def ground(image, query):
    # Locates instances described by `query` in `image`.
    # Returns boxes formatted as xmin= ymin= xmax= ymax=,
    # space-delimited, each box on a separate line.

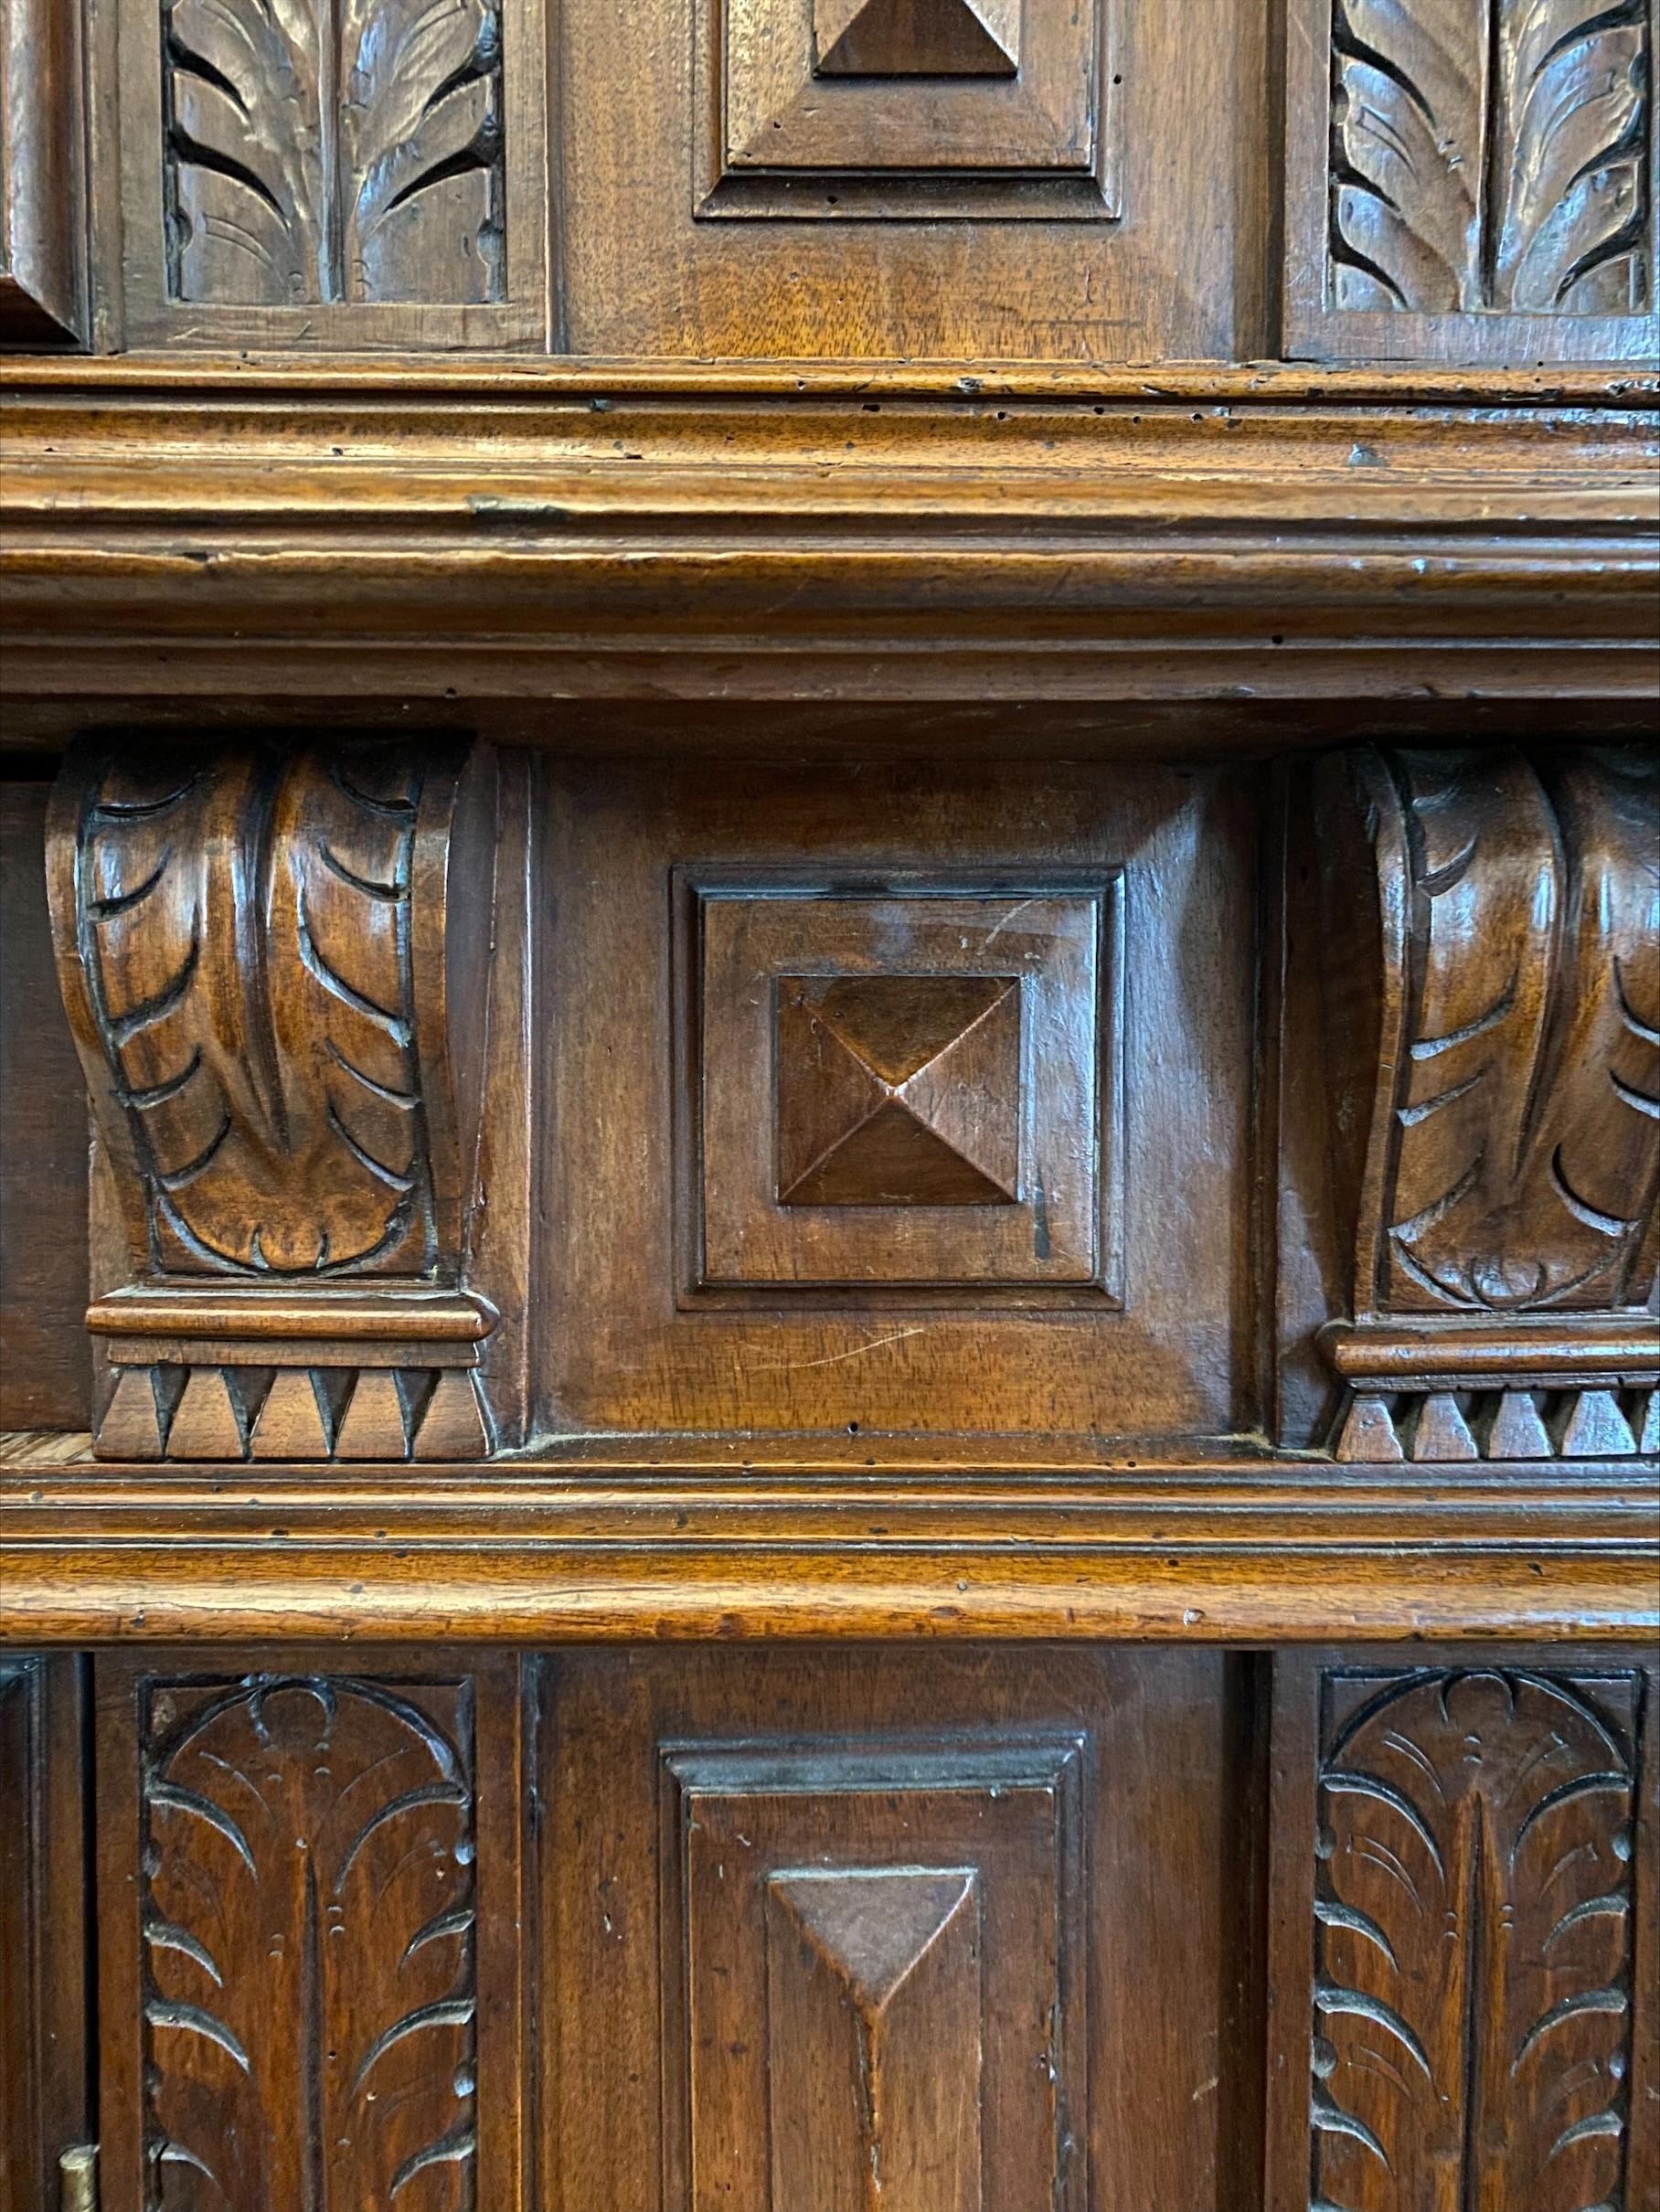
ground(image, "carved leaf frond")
xmin=78 ymin=742 xmax=433 ymax=1275
xmin=341 ymin=0 xmax=504 ymax=303
xmin=1314 ymin=1671 xmax=1635 ymax=2210
xmin=1330 ymin=0 xmax=1485 ymax=309
xmin=1328 ymin=0 xmax=1652 ymax=312
xmin=1494 ymin=0 xmax=1649 ymax=310
xmin=166 ymin=0 xmax=328 ymax=304
xmin=1379 ymin=745 xmax=1660 ymax=1311
xmin=143 ymin=1677 xmax=477 ymax=2209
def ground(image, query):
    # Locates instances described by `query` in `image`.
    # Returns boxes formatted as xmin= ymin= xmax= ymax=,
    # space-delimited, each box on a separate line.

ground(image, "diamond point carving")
xmin=776 ymin=973 xmax=1020 ymax=1208
xmin=814 ymin=0 xmax=1020 ymax=75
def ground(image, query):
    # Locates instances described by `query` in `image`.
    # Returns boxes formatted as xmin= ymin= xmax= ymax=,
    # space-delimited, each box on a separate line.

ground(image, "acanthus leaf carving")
xmin=50 ymin=737 xmax=477 ymax=1284
xmin=1322 ymin=744 xmax=1660 ymax=1319
xmin=1330 ymin=0 xmax=1651 ymax=314
xmin=164 ymin=0 xmax=505 ymax=306
xmin=1312 ymin=1667 xmax=1639 ymax=2212
xmin=141 ymin=1674 xmax=478 ymax=2212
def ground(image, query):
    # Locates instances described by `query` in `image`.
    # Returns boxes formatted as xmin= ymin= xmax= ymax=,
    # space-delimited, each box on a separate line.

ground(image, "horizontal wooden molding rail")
xmin=4 ymin=375 xmax=1655 ymax=703
xmin=1 ymin=1465 xmax=1655 ymax=1645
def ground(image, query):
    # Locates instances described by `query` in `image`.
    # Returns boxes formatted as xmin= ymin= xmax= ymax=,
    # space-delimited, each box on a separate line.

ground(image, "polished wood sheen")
xmin=0 ymin=6 xmax=1656 ymax=2201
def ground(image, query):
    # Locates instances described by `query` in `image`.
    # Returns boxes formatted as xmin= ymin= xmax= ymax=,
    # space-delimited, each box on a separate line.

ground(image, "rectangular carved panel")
xmin=1284 ymin=0 xmax=1658 ymax=360
xmin=116 ymin=0 xmax=547 ymax=346
xmin=96 ymin=1655 xmax=524 ymax=2212
xmin=665 ymin=1739 xmax=1083 ymax=2211
xmin=546 ymin=759 xmax=1253 ymax=1441
xmin=1268 ymin=1656 xmax=1659 ymax=2212
xmin=538 ymin=1648 xmax=1242 ymax=2212
xmin=698 ymin=0 xmax=1115 ymax=217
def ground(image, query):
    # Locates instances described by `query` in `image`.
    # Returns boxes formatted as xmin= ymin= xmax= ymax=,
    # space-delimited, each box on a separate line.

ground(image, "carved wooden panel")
xmin=549 ymin=759 xmax=1251 ymax=1440
xmin=540 ymin=1649 xmax=1237 ymax=2210
xmin=665 ymin=1739 xmax=1085 ymax=2212
xmin=1269 ymin=1659 xmax=1657 ymax=2212
xmin=48 ymin=738 xmax=503 ymax=1461
xmin=1284 ymin=0 xmax=1659 ymax=358
xmin=695 ymin=0 xmax=1114 ymax=216
xmin=0 ymin=1657 xmax=90 ymax=2212
xmin=0 ymin=0 xmax=88 ymax=342
xmin=97 ymin=1658 xmax=523 ymax=2212
xmin=687 ymin=876 xmax=1121 ymax=1294
xmin=116 ymin=0 xmax=546 ymax=346
xmin=1311 ymin=744 xmax=1660 ymax=1461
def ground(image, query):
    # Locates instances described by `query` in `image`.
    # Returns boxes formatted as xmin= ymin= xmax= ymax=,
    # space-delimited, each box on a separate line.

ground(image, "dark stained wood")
xmin=0 ymin=780 xmax=90 ymax=1431
xmin=701 ymin=0 xmax=1111 ymax=220
xmin=95 ymin=1651 xmax=526 ymax=2212
xmin=550 ymin=757 xmax=1240 ymax=1437
xmin=0 ymin=17 xmax=1656 ymax=2199
xmin=46 ymin=737 xmax=505 ymax=1461
xmin=538 ymin=1646 xmax=1239 ymax=2211
xmin=2 ymin=1462 xmax=1655 ymax=1644
xmin=0 ymin=1655 xmax=90 ymax=2212
xmin=4 ymin=371 xmax=1655 ymax=707
xmin=1311 ymin=745 xmax=1660 ymax=1464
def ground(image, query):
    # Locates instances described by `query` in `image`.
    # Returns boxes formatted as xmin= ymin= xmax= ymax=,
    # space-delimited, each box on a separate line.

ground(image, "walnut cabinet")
xmin=1 ymin=0 xmax=1657 ymax=2205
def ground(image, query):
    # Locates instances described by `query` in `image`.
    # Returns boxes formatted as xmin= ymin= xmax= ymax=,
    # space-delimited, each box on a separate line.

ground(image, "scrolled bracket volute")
xmin=1311 ymin=744 xmax=1660 ymax=1463
xmin=47 ymin=735 xmax=499 ymax=1462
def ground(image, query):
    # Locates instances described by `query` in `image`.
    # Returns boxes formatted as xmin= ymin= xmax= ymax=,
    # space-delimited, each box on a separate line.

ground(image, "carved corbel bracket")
xmin=47 ymin=736 xmax=500 ymax=1462
xmin=1312 ymin=744 xmax=1660 ymax=1463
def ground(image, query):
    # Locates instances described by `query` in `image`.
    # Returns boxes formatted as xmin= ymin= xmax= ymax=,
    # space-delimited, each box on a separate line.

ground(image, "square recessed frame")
xmin=696 ymin=0 xmax=1120 ymax=219
xmin=683 ymin=874 xmax=1123 ymax=1299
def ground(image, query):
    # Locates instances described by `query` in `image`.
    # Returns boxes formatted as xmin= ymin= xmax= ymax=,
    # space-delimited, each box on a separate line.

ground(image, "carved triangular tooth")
xmin=97 ymin=1367 xmax=165 ymax=1461
xmin=1553 ymin=1388 xmax=1639 ymax=1459
xmin=250 ymin=1369 xmax=334 ymax=1461
xmin=412 ymin=1371 xmax=492 ymax=1462
xmin=1334 ymin=1395 xmax=1404 ymax=1463
xmin=1478 ymin=1388 xmax=1553 ymax=1460
xmin=334 ymin=1368 xmax=411 ymax=1460
xmin=1402 ymin=1392 xmax=1479 ymax=1462
xmin=1639 ymin=1388 xmax=1659 ymax=1456
xmin=165 ymin=1368 xmax=249 ymax=1462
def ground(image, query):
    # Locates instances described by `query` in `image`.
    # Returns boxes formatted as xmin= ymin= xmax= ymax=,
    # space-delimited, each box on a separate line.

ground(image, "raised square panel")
xmin=689 ymin=877 xmax=1121 ymax=1294
xmin=662 ymin=1738 xmax=1087 ymax=2212
xmin=697 ymin=0 xmax=1116 ymax=218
